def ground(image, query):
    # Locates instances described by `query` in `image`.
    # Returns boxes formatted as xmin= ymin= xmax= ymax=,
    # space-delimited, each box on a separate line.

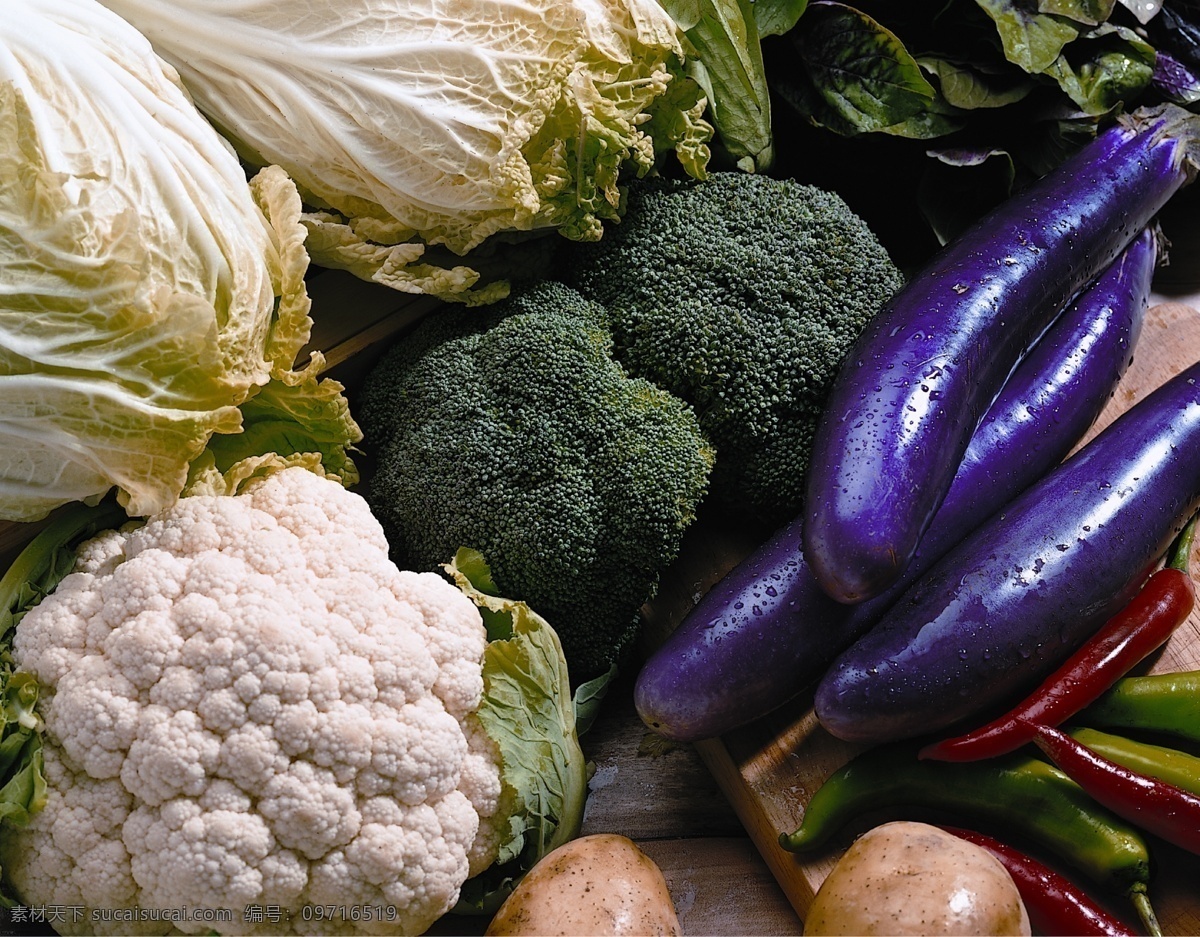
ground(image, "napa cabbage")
xmin=0 ymin=0 xmax=360 ymax=523
xmin=96 ymin=0 xmax=715 ymax=304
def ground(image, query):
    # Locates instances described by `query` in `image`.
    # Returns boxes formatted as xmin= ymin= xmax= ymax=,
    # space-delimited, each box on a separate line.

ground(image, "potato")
xmin=804 ymin=821 xmax=1031 ymax=936
xmin=485 ymin=833 xmax=682 ymax=936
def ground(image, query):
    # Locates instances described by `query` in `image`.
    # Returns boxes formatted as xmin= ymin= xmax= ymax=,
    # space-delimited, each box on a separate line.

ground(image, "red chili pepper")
xmin=939 ymin=825 xmax=1137 ymax=937
xmin=920 ymin=518 xmax=1197 ymax=763
xmin=1029 ymin=722 xmax=1200 ymax=856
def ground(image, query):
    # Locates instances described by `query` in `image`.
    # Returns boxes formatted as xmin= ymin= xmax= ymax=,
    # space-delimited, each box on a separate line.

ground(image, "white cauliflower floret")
xmin=9 ymin=745 xmax=152 ymax=936
xmin=307 ymin=794 xmax=478 ymax=937
xmin=0 ymin=467 xmax=505 ymax=936
xmin=459 ymin=713 xmax=511 ymax=877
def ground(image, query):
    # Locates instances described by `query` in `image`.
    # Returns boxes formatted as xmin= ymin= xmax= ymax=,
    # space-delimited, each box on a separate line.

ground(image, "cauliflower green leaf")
xmin=0 ymin=676 xmax=45 ymax=827
xmin=444 ymin=548 xmax=588 ymax=915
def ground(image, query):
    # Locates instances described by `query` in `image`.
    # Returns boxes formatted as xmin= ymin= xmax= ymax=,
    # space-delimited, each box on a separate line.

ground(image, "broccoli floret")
xmin=559 ymin=171 xmax=904 ymax=524
xmin=357 ymin=280 xmax=714 ymax=680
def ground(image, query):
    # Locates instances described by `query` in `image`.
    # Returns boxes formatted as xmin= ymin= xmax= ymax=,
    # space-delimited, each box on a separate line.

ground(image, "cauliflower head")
xmin=0 ymin=468 xmax=514 ymax=936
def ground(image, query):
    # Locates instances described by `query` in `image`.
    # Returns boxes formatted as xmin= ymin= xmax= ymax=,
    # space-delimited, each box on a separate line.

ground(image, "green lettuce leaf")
xmin=661 ymin=0 xmax=775 ymax=171
xmin=974 ymin=0 xmax=1082 ymax=74
xmin=753 ymin=0 xmax=810 ymax=37
xmin=917 ymin=56 xmax=1038 ymax=109
xmin=1038 ymin=0 xmax=1118 ymax=26
xmin=1042 ymin=22 xmax=1156 ymax=114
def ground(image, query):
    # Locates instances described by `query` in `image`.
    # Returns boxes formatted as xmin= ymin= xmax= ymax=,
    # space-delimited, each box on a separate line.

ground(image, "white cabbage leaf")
xmin=0 ymin=0 xmax=360 ymax=523
xmin=97 ymin=0 xmax=714 ymax=303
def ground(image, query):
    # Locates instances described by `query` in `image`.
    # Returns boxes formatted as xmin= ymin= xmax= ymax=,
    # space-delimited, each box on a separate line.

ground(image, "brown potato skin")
xmin=485 ymin=833 xmax=682 ymax=936
xmin=804 ymin=821 xmax=1032 ymax=936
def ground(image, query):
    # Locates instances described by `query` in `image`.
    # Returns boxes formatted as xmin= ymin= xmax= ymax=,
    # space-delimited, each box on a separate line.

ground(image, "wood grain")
xmin=656 ymin=302 xmax=1200 ymax=933
xmin=580 ymin=675 xmax=804 ymax=935
xmin=639 ymin=837 xmax=803 ymax=937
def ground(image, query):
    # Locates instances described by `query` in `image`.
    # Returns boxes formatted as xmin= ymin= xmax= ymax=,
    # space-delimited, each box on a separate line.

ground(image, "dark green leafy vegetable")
xmin=915 ymin=57 xmax=1035 ymax=110
xmin=752 ymin=0 xmax=809 ymax=36
xmin=778 ymin=2 xmax=944 ymax=137
xmin=1044 ymin=22 xmax=1155 ymax=114
xmin=1042 ymin=0 xmax=1118 ymax=26
xmin=766 ymin=0 xmax=1172 ymax=244
xmin=976 ymin=0 xmax=1086 ymax=73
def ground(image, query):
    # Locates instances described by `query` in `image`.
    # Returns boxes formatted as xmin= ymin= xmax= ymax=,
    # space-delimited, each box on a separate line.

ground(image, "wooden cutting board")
xmin=643 ymin=301 xmax=1200 ymax=934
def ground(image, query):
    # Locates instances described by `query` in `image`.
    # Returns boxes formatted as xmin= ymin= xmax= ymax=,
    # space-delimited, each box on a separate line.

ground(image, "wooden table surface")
xmin=579 ymin=671 xmax=804 ymax=937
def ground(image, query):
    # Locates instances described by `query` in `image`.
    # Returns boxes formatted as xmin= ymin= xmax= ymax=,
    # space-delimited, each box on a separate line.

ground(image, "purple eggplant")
xmin=634 ymin=230 xmax=1155 ymax=742
xmin=803 ymin=105 xmax=1199 ymax=604
xmin=815 ymin=354 xmax=1200 ymax=745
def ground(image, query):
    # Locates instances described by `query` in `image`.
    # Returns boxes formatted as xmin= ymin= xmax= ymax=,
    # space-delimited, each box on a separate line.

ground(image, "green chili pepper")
xmin=779 ymin=743 xmax=1160 ymax=935
xmin=1080 ymin=670 xmax=1200 ymax=744
xmin=1069 ymin=726 xmax=1200 ymax=797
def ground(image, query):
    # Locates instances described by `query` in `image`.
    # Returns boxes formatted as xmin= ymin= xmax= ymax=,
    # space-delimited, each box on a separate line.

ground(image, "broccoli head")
xmin=357 ymin=280 xmax=714 ymax=680
xmin=559 ymin=171 xmax=904 ymax=524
